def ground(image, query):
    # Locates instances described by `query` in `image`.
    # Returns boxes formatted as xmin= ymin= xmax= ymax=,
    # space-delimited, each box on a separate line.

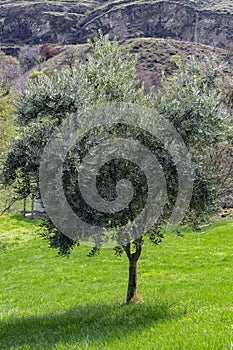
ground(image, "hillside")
xmin=0 ymin=0 xmax=232 ymax=49
xmin=36 ymin=37 xmax=232 ymax=92
xmin=0 ymin=0 xmax=232 ymax=106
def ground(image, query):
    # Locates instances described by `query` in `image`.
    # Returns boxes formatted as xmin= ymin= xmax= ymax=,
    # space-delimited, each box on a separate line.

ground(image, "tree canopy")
xmin=1 ymin=35 xmax=231 ymax=303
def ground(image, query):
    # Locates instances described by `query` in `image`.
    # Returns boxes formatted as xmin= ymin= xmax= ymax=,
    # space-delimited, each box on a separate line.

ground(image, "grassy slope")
xmin=0 ymin=214 xmax=233 ymax=349
xmin=39 ymin=38 xmax=232 ymax=93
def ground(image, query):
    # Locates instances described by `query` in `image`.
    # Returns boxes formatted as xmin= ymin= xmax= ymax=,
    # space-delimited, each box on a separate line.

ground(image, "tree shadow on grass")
xmin=1 ymin=302 xmax=183 ymax=349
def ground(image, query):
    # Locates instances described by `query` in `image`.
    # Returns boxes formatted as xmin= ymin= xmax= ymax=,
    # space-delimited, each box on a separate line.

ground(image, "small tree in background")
xmin=152 ymin=57 xmax=231 ymax=225
xmin=0 ymin=86 xmax=16 ymax=212
xmin=0 ymin=91 xmax=15 ymax=154
xmin=0 ymin=51 xmax=20 ymax=93
xmin=18 ymin=45 xmax=40 ymax=71
xmin=208 ymin=144 xmax=233 ymax=208
xmin=40 ymin=43 xmax=58 ymax=61
xmin=1 ymin=35 xmax=231 ymax=303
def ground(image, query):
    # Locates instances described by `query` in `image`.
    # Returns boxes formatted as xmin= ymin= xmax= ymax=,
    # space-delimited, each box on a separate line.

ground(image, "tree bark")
xmin=125 ymin=241 xmax=142 ymax=304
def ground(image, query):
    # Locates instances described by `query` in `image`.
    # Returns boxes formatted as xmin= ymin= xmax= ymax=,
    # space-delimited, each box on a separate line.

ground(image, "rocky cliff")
xmin=0 ymin=0 xmax=232 ymax=49
xmin=77 ymin=1 xmax=233 ymax=48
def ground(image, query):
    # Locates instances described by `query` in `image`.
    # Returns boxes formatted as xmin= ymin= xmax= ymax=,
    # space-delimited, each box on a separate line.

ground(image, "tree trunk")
xmin=126 ymin=256 xmax=138 ymax=303
xmin=125 ymin=241 xmax=142 ymax=304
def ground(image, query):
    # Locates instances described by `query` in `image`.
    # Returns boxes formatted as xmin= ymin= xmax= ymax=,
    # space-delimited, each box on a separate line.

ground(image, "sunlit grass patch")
xmin=0 ymin=215 xmax=233 ymax=349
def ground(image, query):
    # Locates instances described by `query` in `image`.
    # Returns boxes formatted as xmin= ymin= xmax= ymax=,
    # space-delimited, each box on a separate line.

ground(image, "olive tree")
xmin=1 ymin=36 xmax=230 ymax=303
xmin=152 ymin=57 xmax=231 ymax=226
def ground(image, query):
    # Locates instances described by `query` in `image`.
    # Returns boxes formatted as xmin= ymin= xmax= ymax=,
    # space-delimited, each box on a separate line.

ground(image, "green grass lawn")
xmin=0 ymin=214 xmax=233 ymax=349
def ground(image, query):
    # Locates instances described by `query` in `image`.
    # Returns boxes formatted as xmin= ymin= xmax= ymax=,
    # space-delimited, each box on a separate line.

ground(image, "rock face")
xmin=0 ymin=3 xmax=86 ymax=45
xmin=78 ymin=2 xmax=233 ymax=49
xmin=0 ymin=1 xmax=232 ymax=48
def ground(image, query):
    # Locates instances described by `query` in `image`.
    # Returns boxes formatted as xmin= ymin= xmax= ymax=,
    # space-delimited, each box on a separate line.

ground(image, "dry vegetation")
xmin=36 ymin=38 xmax=232 ymax=94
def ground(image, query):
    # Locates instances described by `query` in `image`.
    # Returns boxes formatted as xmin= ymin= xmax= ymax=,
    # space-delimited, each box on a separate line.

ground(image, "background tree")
xmin=0 ymin=54 xmax=18 ymax=212
xmin=1 ymin=36 xmax=231 ymax=303
xmin=213 ymin=80 xmax=233 ymax=208
xmin=0 ymin=88 xmax=15 ymax=154
xmin=152 ymin=57 xmax=231 ymax=226
xmin=40 ymin=43 xmax=58 ymax=61
xmin=0 ymin=51 xmax=20 ymax=93
xmin=18 ymin=45 xmax=40 ymax=71
xmin=0 ymin=87 xmax=16 ymax=212
xmin=209 ymin=144 xmax=233 ymax=208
